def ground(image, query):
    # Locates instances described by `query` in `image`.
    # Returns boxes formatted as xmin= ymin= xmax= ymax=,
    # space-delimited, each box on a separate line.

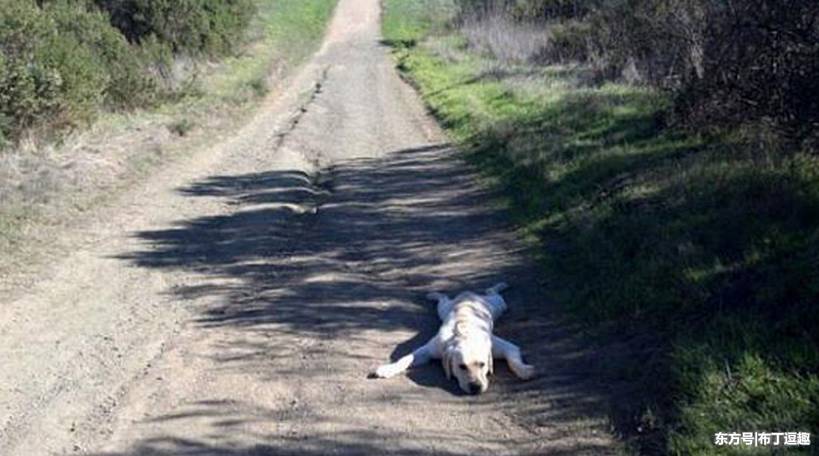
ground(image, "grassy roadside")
xmin=97 ymin=0 xmax=338 ymax=150
xmin=382 ymin=1 xmax=819 ymax=454
xmin=98 ymin=0 xmax=338 ymax=175
xmin=179 ymin=0 xmax=338 ymax=107
xmin=0 ymin=0 xmax=337 ymax=271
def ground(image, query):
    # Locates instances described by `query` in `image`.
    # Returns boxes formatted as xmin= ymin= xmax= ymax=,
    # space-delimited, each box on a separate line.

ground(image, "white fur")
xmin=371 ymin=282 xmax=535 ymax=394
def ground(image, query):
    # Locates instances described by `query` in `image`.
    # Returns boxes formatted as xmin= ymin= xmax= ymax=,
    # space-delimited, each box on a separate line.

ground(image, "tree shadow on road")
xmin=111 ymin=144 xmax=623 ymax=455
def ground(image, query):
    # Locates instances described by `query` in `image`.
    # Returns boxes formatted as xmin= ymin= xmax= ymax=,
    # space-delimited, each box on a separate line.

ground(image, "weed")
xmin=168 ymin=118 xmax=195 ymax=136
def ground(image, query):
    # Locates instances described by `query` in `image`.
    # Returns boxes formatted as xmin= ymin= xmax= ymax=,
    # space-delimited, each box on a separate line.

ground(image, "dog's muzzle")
xmin=468 ymin=382 xmax=483 ymax=395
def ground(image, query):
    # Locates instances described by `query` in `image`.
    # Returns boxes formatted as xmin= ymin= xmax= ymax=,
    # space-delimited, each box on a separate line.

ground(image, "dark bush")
xmin=93 ymin=0 xmax=256 ymax=56
xmin=587 ymin=0 xmax=819 ymax=146
xmin=455 ymin=0 xmax=819 ymax=149
xmin=455 ymin=0 xmax=594 ymax=20
xmin=535 ymin=19 xmax=590 ymax=64
xmin=673 ymin=0 xmax=819 ymax=146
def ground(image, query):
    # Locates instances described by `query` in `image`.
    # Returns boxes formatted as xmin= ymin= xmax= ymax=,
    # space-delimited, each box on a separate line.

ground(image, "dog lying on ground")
xmin=371 ymin=283 xmax=535 ymax=394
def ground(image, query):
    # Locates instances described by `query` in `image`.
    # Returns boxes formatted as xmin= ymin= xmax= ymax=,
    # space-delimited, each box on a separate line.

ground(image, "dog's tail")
xmin=486 ymin=282 xmax=509 ymax=295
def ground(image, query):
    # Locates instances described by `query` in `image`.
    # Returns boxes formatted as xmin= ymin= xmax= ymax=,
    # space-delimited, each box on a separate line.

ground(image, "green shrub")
xmin=0 ymin=0 xmax=256 ymax=143
xmin=94 ymin=0 xmax=256 ymax=56
xmin=0 ymin=0 xmax=161 ymax=139
xmin=42 ymin=0 xmax=157 ymax=109
xmin=167 ymin=117 xmax=194 ymax=136
xmin=0 ymin=0 xmax=102 ymax=137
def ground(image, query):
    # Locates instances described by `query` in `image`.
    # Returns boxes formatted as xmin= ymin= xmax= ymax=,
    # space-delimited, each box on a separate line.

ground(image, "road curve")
xmin=0 ymin=1 xmax=619 ymax=454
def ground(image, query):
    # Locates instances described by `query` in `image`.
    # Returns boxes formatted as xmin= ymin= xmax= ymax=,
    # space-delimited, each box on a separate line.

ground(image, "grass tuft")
xmin=168 ymin=118 xmax=195 ymax=137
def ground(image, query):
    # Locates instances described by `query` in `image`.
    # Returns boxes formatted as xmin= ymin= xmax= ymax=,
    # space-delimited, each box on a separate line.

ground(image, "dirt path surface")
xmin=0 ymin=1 xmax=620 ymax=454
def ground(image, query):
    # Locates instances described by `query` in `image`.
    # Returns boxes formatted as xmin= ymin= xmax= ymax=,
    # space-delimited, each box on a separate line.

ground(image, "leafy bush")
xmin=93 ymin=0 xmax=256 ymax=56
xmin=42 ymin=0 xmax=157 ymax=108
xmin=0 ymin=0 xmax=105 ymax=137
xmin=0 ymin=0 xmax=256 ymax=143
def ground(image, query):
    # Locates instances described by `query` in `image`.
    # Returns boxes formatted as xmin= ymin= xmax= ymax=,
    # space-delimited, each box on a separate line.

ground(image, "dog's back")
xmin=452 ymin=282 xmax=508 ymax=322
xmin=445 ymin=284 xmax=509 ymax=336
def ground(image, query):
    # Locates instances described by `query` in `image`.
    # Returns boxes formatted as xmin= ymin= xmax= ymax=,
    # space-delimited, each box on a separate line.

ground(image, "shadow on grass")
xmin=425 ymin=65 xmax=819 ymax=453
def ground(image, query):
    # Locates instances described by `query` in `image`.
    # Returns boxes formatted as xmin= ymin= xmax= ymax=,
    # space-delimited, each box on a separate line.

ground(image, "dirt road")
xmin=0 ymin=1 xmax=619 ymax=454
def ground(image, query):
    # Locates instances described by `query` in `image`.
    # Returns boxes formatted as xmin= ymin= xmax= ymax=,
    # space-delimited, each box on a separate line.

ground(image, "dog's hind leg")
xmin=427 ymin=292 xmax=453 ymax=321
xmin=484 ymin=282 xmax=509 ymax=319
xmin=492 ymin=335 xmax=535 ymax=380
xmin=485 ymin=282 xmax=509 ymax=295
xmin=371 ymin=338 xmax=438 ymax=379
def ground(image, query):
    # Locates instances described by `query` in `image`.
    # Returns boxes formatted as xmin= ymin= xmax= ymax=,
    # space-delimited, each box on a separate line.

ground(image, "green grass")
xmin=382 ymin=1 xmax=819 ymax=454
xmin=381 ymin=0 xmax=456 ymax=47
xmin=200 ymin=0 xmax=338 ymax=105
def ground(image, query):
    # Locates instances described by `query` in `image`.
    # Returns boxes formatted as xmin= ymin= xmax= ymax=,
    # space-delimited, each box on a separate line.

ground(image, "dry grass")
xmin=0 ymin=118 xmax=173 ymax=257
xmin=460 ymin=15 xmax=549 ymax=64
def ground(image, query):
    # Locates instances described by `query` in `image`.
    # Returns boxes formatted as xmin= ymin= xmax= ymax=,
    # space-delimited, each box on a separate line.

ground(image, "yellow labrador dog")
xmin=371 ymin=283 xmax=535 ymax=394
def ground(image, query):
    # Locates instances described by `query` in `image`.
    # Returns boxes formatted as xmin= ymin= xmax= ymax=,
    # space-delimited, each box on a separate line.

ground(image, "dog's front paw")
xmin=370 ymin=364 xmax=397 ymax=379
xmin=514 ymin=363 xmax=536 ymax=381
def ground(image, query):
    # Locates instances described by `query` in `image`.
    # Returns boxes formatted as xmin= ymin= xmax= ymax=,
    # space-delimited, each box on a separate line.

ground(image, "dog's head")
xmin=442 ymin=337 xmax=493 ymax=395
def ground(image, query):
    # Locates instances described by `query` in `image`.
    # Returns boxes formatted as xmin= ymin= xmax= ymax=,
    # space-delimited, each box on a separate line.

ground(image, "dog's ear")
xmin=442 ymin=347 xmax=453 ymax=380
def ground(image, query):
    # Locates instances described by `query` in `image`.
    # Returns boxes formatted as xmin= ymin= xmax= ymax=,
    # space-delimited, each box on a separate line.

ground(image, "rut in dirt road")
xmin=0 ymin=0 xmax=621 ymax=454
